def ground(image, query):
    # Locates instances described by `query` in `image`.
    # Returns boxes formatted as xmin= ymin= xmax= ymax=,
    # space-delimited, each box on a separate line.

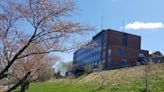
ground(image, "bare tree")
xmin=0 ymin=0 xmax=93 ymax=91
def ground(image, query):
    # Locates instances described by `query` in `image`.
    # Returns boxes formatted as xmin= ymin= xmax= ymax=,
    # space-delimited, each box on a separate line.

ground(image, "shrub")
xmin=84 ymin=64 xmax=92 ymax=74
xmin=38 ymin=67 xmax=53 ymax=82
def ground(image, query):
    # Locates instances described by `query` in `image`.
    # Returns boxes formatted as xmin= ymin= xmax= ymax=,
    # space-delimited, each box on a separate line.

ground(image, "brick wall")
xmin=107 ymin=29 xmax=141 ymax=49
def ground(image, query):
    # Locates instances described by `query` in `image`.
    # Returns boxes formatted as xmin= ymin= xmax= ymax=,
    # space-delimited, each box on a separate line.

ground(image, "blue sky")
xmin=59 ymin=0 xmax=164 ymax=62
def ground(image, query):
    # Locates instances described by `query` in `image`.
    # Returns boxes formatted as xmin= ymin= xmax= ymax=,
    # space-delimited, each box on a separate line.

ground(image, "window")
xmin=139 ymin=53 xmax=145 ymax=57
xmin=102 ymin=60 xmax=106 ymax=63
xmin=119 ymin=49 xmax=126 ymax=55
xmin=123 ymin=33 xmax=128 ymax=47
xmin=108 ymin=49 xmax=111 ymax=63
xmin=102 ymin=51 xmax=106 ymax=59
xmin=97 ymin=61 xmax=99 ymax=65
xmin=108 ymin=49 xmax=111 ymax=54
xmin=121 ymin=59 xmax=128 ymax=63
xmin=103 ymin=31 xmax=107 ymax=48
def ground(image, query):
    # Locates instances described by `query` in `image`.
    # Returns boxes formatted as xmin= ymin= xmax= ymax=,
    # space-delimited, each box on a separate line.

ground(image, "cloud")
xmin=125 ymin=21 xmax=164 ymax=30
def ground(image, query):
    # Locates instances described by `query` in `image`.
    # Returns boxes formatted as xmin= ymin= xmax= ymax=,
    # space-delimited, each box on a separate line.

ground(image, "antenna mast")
xmin=101 ymin=16 xmax=104 ymax=30
xmin=122 ymin=17 xmax=125 ymax=32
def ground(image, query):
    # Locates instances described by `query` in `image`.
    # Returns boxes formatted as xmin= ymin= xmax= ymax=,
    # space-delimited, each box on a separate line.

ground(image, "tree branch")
xmin=0 ymin=28 xmax=37 ymax=79
xmin=17 ymin=48 xmax=71 ymax=59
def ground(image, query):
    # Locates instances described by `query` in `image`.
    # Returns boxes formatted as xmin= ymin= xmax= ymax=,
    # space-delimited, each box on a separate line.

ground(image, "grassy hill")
xmin=14 ymin=63 xmax=164 ymax=92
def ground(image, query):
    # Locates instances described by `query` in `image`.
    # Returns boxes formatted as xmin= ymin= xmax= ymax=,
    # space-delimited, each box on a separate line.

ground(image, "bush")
xmin=38 ymin=67 xmax=53 ymax=82
xmin=84 ymin=64 xmax=92 ymax=74
xmin=98 ymin=64 xmax=104 ymax=71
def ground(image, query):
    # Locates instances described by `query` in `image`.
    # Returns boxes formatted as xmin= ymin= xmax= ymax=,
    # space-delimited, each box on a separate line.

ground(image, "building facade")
xmin=73 ymin=29 xmax=149 ymax=72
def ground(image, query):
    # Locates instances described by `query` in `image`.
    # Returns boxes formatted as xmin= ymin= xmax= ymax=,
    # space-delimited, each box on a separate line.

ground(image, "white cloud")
xmin=125 ymin=21 xmax=164 ymax=30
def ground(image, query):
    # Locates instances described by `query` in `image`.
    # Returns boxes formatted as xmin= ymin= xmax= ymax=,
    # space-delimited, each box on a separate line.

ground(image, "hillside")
xmin=13 ymin=63 xmax=164 ymax=92
xmin=79 ymin=63 xmax=164 ymax=83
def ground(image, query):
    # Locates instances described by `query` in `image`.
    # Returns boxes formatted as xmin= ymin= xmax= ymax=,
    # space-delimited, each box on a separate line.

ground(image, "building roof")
xmin=93 ymin=29 xmax=141 ymax=40
xmin=150 ymin=51 xmax=163 ymax=57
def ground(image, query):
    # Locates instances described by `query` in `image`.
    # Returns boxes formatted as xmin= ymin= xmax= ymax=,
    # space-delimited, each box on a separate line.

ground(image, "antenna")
xmin=101 ymin=16 xmax=104 ymax=30
xmin=122 ymin=18 xmax=125 ymax=32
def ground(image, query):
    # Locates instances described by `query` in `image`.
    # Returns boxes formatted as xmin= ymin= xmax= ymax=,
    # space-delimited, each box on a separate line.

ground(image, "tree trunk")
xmin=21 ymin=84 xmax=26 ymax=92
xmin=0 ymin=73 xmax=8 ymax=80
xmin=20 ymin=81 xmax=30 ymax=92
xmin=6 ymin=72 xmax=31 ymax=92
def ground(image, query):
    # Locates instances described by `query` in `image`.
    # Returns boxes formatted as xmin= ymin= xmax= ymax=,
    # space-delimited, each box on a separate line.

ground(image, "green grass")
xmin=14 ymin=63 xmax=164 ymax=92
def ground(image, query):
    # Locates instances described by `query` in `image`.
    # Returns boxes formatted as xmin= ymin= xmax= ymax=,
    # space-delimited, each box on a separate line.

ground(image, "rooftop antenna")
xmin=122 ymin=17 xmax=125 ymax=32
xmin=101 ymin=16 xmax=104 ymax=31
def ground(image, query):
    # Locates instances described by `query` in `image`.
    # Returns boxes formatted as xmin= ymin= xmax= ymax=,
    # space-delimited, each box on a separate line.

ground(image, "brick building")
xmin=73 ymin=29 xmax=149 ymax=71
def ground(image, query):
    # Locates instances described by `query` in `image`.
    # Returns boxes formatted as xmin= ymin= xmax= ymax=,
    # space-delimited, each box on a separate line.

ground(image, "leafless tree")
xmin=0 ymin=0 xmax=93 ymax=91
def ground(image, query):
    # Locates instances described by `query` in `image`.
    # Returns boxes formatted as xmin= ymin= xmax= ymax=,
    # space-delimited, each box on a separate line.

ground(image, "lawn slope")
xmin=14 ymin=63 xmax=164 ymax=92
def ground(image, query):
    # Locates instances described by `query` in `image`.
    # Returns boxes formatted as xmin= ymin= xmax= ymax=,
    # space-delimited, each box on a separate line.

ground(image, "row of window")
xmin=74 ymin=31 xmax=108 ymax=67
xmin=76 ymin=48 xmax=101 ymax=62
xmin=75 ymin=59 xmax=106 ymax=68
xmin=76 ymin=49 xmax=101 ymax=66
